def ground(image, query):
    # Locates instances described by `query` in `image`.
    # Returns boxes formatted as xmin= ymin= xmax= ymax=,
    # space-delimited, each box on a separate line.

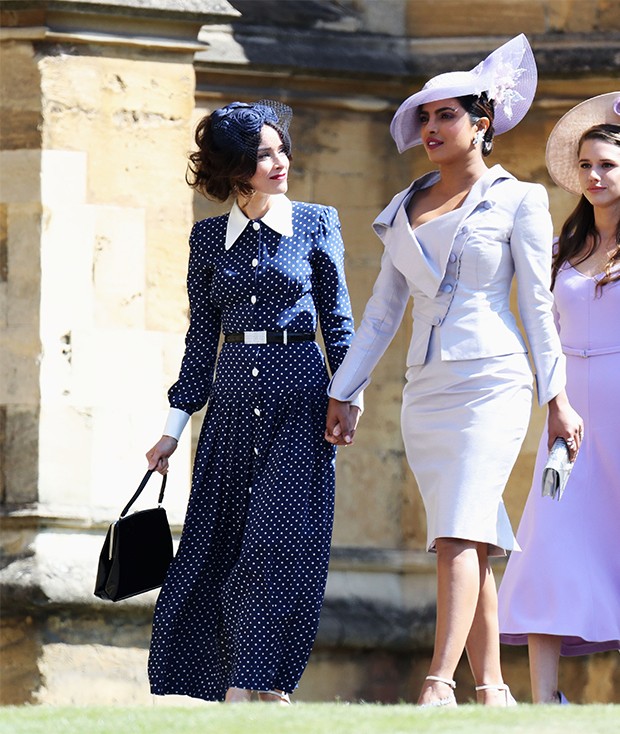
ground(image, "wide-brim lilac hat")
xmin=545 ymin=92 xmax=620 ymax=196
xmin=390 ymin=34 xmax=538 ymax=153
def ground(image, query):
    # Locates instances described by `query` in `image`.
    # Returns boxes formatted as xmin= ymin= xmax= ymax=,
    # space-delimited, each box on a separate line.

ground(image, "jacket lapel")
xmin=372 ymin=165 xmax=514 ymax=298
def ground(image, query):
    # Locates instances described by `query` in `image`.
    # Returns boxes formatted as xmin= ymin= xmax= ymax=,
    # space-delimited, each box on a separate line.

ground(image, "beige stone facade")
xmin=1 ymin=0 xmax=619 ymax=706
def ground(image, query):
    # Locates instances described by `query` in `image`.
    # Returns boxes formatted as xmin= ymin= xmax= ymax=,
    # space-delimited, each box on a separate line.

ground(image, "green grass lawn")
xmin=0 ymin=704 xmax=618 ymax=734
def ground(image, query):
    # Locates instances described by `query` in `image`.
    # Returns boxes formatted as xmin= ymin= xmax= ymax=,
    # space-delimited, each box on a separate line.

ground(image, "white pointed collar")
xmin=225 ymin=195 xmax=294 ymax=250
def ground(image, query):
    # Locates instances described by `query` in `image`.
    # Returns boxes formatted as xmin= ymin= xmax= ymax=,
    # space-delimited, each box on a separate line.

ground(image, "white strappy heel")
xmin=419 ymin=675 xmax=457 ymax=708
xmin=475 ymin=683 xmax=517 ymax=706
xmin=257 ymin=689 xmax=291 ymax=705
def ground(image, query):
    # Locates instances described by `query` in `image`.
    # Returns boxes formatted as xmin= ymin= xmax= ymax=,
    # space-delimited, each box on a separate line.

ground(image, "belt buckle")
xmin=244 ymin=330 xmax=267 ymax=344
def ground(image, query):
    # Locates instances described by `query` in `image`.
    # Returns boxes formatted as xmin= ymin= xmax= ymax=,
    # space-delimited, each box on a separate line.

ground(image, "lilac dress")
xmin=499 ymin=262 xmax=620 ymax=655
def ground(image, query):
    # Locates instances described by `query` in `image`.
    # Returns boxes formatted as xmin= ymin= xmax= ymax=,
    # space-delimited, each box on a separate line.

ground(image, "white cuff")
xmin=163 ymin=408 xmax=191 ymax=441
xmin=350 ymin=391 xmax=364 ymax=414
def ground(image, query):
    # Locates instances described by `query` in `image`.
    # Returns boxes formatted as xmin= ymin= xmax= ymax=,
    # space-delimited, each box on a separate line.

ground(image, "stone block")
xmin=36 ymin=642 xmax=151 ymax=705
xmin=0 ymin=150 xmax=41 ymax=203
xmin=0 ymin=41 xmax=42 ymax=151
xmin=88 ymin=403 xmax=192 ymax=522
xmin=36 ymin=404 xmax=93 ymax=508
xmin=0 ymin=327 xmax=40 ymax=405
xmin=599 ymin=0 xmax=620 ymax=29
xmin=40 ymin=150 xmax=87 ymax=207
xmin=334 ymin=443 xmax=406 ymax=548
xmin=314 ymin=171 xmax=382 ymax=211
xmin=145 ymin=213 xmax=192 ymax=333
xmin=357 ymin=0 xmax=407 ymax=37
xmin=405 ymin=0 xmax=546 ymax=36
xmin=547 ymin=0 xmax=597 ymax=32
xmin=0 ymin=616 xmax=40 ymax=704
xmin=6 ymin=201 xmax=42 ymax=327
xmin=1 ymin=405 xmax=39 ymax=504
xmin=0 ymin=41 xmax=41 ymax=107
xmin=39 ymin=55 xmax=196 ymax=208
xmin=92 ymin=204 xmax=147 ymax=330
xmin=161 ymin=329 xmax=187 ymax=392
xmin=0 ymin=110 xmax=42 ymax=152
xmin=68 ymin=328 xmax=165 ymax=410
xmin=39 ymin=203 xmax=95 ymax=338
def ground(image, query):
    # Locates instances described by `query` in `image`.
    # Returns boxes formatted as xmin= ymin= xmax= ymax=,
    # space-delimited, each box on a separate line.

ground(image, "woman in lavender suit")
xmin=325 ymin=36 xmax=582 ymax=707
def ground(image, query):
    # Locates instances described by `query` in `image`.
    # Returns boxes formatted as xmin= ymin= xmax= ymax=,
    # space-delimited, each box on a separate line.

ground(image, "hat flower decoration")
xmin=487 ymin=55 xmax=526 ymax=120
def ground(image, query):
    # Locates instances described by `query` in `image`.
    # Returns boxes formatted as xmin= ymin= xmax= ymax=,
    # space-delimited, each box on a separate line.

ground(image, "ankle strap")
xmin=475 ymin=683 xmax=508 ymax=691
xmin=426 ymin=675 xmax=456 ymax=689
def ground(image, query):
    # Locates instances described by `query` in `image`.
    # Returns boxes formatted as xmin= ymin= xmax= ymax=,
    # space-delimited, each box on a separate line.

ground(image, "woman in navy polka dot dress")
xmin=145 ymin=101 xmax=360 ymax=704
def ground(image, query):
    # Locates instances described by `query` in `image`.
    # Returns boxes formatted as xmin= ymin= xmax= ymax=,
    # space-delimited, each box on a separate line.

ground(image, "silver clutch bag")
xmin=541 ymin=437 xmax=573 ymax=501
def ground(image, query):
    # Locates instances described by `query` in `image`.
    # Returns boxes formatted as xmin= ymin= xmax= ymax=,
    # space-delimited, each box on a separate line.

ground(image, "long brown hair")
xmin=552 ymin=124 xmax=620 ymax=294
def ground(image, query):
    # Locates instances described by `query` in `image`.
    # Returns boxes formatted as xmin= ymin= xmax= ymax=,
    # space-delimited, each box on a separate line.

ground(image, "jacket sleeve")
xmin=328 ymin=246 xmax=410 ymax=401
xmin=311 ymin=206 xmax=357 ymax=377
xmin=167 ymin=221 xmax=222 ymax=415
xmin=511 ymin=184 xmax=566 ymax=405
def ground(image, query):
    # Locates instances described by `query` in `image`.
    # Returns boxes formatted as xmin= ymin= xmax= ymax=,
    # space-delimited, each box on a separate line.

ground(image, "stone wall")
xmin=1 ymin=0 xmax=619 ymax=706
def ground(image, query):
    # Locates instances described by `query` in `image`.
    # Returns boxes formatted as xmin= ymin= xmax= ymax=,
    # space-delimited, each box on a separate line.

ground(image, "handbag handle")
xmin=119 ymin=470 xmax=167 ymax=518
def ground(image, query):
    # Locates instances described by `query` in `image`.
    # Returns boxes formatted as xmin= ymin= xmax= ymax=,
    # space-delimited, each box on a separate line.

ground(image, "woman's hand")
xmin=146 ymin=435 xmax=178 ymax=475
xmin=325 ymin=398 xmax=361 ymax=446
xmin=547 ymin=390 xmax=584 ymax=462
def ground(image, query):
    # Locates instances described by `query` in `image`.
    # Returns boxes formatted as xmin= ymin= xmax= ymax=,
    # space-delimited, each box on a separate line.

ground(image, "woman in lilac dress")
xmin=499 ymin=93 xmax=620 ymax=703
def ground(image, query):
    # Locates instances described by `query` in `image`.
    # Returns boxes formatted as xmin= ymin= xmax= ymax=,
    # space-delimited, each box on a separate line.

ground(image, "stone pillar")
xmin=0 ymin=0 xmax=238 ymax=705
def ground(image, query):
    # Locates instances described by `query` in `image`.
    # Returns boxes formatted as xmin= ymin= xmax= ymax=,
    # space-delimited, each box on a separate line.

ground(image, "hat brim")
xmin=390 ymin=76 xmax=485 ymax=153
xmin=390 ymin=34 xmax=538 ymax=153
xmin=545 ymin=92 xmax=620 ymax=195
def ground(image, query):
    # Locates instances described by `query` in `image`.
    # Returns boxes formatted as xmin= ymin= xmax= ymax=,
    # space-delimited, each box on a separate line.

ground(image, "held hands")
xmin=325 ymin=398 xmax=361 ymax=446
xmin=146 ymin=435 xmax=178 ymax=475
xmin=547 ymin=390 xmax=584 ymax=462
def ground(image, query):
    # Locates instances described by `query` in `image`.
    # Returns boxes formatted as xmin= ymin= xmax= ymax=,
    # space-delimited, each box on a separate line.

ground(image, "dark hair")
xmin=458 ymin=92 xmax=495 ymax=157
xmin=186 ymin=117 xmax=292 ymax=202
xmin=552 ymin=124 xmax=620 ymax=294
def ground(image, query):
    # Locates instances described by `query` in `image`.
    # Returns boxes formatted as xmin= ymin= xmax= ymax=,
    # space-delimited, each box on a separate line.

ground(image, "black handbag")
xmin=94 ymin=470 xmax=173 ymax=602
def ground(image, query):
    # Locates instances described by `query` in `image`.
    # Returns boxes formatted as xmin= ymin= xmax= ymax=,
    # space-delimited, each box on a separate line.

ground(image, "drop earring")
xmin=473 ymin=129 xmax=485 ymax=146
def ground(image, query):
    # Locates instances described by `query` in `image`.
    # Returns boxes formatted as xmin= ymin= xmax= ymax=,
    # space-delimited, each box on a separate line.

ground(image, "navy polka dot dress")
xmin=148 ymin=201 xmax=356 ymax=700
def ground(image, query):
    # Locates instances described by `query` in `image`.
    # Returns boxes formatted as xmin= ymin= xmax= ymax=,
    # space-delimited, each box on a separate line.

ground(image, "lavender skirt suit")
xmin=329 ymin=165 xmax=565 ymax=555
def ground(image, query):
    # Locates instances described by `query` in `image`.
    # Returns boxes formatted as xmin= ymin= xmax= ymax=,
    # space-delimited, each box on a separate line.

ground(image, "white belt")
xmin=563 ymin=344 xmax=620 ymax=358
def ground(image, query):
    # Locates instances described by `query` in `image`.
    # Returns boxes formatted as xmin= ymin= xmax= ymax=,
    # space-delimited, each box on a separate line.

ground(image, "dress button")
xmin=252 ymin=222 xmax=260 ymax=231
xmin=460 ymin=225 xmax=470 ymax=235
xmin=442 ymin=283 xmax=454 ymax=293
xmin=449 ymin=253 xmax=457 ymax=263
xmin=254 ymin=407 xmax=261 ymax=417
xmin=252 ymin=368 xmax=259 ymax=377
xmin=431 ymin=316 xmax=441 ymax=326
xmin=252 ymin=258 xmax=258 ymax=267
xmin=250 ymin=295 xmax=257 ymax=304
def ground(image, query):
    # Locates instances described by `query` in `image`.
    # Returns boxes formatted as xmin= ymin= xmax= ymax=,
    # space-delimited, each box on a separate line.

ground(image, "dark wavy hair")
xmin=458 ymin=92 xmax=496 ymax=157
xmin=186 ymin=117 xmax=292 ymax=202
xmin=552 ymin=124 xmax=620 ymax=294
